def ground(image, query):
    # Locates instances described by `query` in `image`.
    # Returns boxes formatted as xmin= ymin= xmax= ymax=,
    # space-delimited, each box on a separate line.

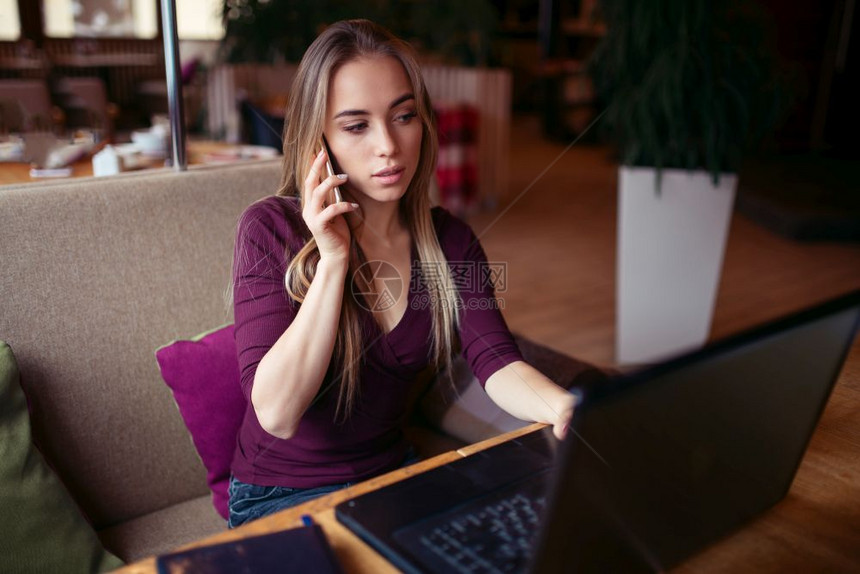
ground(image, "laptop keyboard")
xmin=393 ymin=479 xmax=548 ymax=574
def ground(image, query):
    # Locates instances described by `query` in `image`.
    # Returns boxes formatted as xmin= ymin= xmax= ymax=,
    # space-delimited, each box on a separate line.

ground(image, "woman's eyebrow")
xmin=333 ymin=93 xmax=415 ymax=119
xmin=388 ymin=93 xmax=415 ymax=109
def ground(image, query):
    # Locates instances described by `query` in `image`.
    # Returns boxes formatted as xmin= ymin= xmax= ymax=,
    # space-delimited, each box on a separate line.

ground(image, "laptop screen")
xmin=532 ymin=294 xmax=860 ymax=573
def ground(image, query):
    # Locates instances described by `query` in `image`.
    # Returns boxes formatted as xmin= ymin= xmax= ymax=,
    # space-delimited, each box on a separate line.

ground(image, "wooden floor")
xmin=466 ymin=118 xmax=860 ymax=570
xmin=467 ymin=116 xmax=860 ymax=369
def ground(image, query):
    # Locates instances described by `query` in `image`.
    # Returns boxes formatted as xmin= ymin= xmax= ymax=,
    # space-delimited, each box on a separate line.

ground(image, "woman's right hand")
xmin=302 ymin=148 xmax=359 ymax=264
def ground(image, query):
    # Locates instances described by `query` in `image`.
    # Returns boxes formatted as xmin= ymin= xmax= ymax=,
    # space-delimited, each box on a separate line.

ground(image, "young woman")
xmin=228 ymin=19 xmax=575 ymax=528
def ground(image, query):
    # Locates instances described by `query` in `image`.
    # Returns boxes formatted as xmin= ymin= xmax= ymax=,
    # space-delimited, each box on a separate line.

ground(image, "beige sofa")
xmin=0 ymin=160 xmax=605 ymax=563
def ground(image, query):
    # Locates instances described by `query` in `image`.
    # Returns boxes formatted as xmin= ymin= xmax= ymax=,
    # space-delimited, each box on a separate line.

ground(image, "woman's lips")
xmin=372 ymin=166 xmax=405 ymax=185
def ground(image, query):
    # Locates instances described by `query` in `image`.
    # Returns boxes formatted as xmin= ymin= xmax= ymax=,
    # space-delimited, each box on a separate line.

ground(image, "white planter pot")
xmin=616 ymin=166 xmax=737 ymax=365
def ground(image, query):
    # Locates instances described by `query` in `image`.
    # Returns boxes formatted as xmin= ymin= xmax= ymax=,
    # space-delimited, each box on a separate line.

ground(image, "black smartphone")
xmin=320 ymin=135 xmax=343 ymax=204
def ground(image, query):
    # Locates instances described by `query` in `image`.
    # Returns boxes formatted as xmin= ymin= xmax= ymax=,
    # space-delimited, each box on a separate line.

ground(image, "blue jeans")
xmin=228 ymin=447 xmax=421 ymax=529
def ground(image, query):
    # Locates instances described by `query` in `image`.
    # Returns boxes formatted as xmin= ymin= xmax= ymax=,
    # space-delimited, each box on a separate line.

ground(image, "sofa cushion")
xmin=98 ymin=495 xmax=226 ymax=563
xmin=156 ymin=324 xmax=245 ymax=520
xmin=0 ymin=341 xmax=124 ymax=573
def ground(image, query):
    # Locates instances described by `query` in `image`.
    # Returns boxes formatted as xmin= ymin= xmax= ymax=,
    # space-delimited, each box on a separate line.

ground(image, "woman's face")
xmin=324 ymin=56 xmax=423 ymax=206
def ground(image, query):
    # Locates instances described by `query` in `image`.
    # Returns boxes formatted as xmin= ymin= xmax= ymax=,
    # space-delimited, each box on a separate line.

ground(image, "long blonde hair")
xmin=279 ymin=20 xmax=461 ymax=420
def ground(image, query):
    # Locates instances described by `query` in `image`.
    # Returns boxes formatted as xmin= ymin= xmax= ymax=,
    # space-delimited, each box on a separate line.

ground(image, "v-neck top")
xmin=230 ymin=195 xmax=524 ymax=488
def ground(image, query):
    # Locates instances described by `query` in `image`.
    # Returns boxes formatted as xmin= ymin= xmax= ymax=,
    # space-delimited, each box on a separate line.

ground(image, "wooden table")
xmin=114 ymin=338 xmax=860 ymax=573
xmin=0 ymin=140 xmax=276 ymax=187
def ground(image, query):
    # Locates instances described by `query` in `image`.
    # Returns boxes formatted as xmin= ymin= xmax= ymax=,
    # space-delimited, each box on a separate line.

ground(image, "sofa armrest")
xmin=412 ymin=334 xmax=611 ymax=447
xmin=511 ymin=333 xmax=612 ymax=393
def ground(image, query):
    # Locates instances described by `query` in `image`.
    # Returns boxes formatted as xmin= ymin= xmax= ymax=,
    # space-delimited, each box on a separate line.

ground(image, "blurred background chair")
xmin=0 ymin=79 xmax=63 ymax=132
xmin=0 ymin=98 xmax=27 ymax=134
xmin=136 ymin=59 xmax=205 ymax=133
xmin=52 ymin=77 xmax=119 ymax=142
xmin=238 ymin=97 xmax=284 ymax=150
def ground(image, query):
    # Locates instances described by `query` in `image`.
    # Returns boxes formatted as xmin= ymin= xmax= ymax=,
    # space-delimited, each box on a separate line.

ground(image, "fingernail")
xmin=337 ymin=173 xmax=348 ymax=180
xmin=350 ymin=202 xmax=359 ymax=208
xmin=317 ymin=149 xmax=325 ymax=157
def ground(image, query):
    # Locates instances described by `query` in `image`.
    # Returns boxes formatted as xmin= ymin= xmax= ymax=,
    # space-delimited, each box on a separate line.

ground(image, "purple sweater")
xmin=230 ymin=195 xmax=523 ymax=488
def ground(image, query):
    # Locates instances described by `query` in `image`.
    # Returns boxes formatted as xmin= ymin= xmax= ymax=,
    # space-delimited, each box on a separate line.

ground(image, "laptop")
xmin=335 ymin=291 xmax=860 ymax=573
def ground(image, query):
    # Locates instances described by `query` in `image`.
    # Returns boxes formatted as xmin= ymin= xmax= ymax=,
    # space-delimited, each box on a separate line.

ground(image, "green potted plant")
xmin=218 ymin=0 xmax=499 ymax=66
xmin=590 ymin=0 xmax=788 ymax=364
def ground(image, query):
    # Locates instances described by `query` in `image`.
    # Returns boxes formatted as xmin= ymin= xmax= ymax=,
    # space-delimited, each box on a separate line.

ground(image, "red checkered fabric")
xmin=435 ymin=103 xmax=479 ymax=214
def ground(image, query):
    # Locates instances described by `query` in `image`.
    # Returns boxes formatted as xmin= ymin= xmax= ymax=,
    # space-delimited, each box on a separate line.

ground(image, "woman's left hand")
xmin=552 ymin=402 xmax=575 ymax=440
xmin=486 ymin=361 xmax=581 ymax=441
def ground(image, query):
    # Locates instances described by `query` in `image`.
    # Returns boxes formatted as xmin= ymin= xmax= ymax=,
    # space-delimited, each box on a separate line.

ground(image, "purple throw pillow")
xmin=155 ymin=324 xmax=245 ymax=520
